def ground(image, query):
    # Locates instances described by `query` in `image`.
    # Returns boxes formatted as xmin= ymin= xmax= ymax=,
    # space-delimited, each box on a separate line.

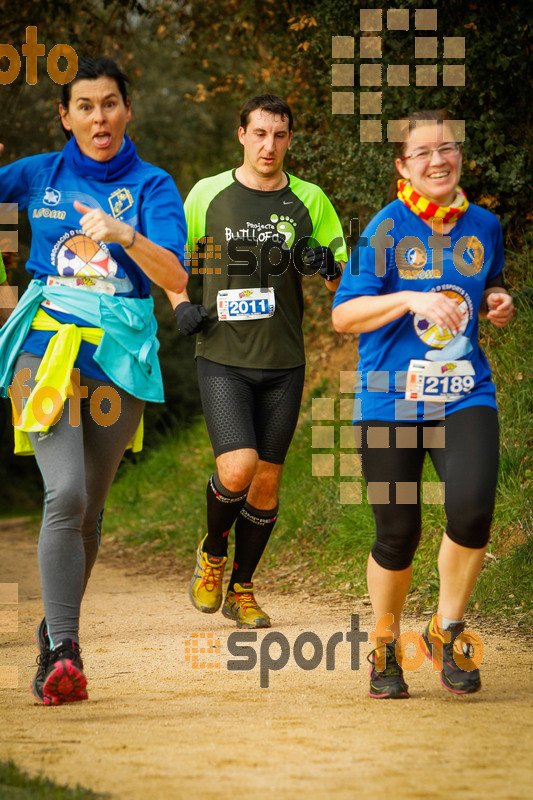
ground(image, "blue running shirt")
xmin=0 ymin=143 xmax=186 ymax=379
xmin=332 ymin=200 xmax=504 ymax=421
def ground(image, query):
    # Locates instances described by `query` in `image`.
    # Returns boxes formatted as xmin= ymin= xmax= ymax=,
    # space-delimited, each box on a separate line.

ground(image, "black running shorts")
xmin=197 ymin=357 xmax=305 ymax=464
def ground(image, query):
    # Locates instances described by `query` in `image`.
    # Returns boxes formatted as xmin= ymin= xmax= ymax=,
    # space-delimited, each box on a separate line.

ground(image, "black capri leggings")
xmin=197 ymin=356 xmax=305 ymax=464
xmin=358 ymin=406 xmax=500 ymax=570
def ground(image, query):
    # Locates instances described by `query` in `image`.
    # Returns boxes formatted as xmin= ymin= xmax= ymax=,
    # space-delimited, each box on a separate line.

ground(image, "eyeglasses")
xmin=400 ymin=143 xmax=461 ymax=162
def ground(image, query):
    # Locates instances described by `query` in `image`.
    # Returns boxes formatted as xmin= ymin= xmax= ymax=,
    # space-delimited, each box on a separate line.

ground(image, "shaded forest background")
xmin=0 ymin=0 xmax=531 ymax=509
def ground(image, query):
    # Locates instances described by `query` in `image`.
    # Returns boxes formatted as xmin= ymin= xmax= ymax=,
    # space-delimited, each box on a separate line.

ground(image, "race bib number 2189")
xmin=405 ymin=359 xmax=475 ymax=402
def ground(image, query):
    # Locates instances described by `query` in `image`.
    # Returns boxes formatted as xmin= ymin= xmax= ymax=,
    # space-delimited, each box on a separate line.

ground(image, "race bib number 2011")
xmin=405 ymin=359 xmax=475 ymax=402
xmin=217 ymin=287 xmax=275 ymax=321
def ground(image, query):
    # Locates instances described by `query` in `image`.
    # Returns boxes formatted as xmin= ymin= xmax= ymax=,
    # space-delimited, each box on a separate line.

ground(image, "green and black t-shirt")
xmin=184 ymin=170 xmax=347 ymax=369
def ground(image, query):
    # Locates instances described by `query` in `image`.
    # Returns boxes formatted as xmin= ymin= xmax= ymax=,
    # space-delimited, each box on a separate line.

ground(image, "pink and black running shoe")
xmin=32 ymin=638 xmax=88 ymax=705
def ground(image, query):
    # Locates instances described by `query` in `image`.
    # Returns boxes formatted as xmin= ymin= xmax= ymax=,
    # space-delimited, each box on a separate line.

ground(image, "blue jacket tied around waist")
xmin=0 ymin=280 xmax=164 ymax=403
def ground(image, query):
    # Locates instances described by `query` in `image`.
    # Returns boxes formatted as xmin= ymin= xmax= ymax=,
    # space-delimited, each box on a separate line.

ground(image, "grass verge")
xmin=0 ymin=761 xmax=107 ymax=799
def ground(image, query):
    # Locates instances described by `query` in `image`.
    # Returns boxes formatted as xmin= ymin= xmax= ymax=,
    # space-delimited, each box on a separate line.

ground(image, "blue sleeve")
xmin=139 ymin=170 xmax=188 ymax=269
xmin=0 ymin=155 xmax=39 ymax=209
xmin=485 ymin=217 xmax=504 ymax=281
xmin=332 ymin=211 xmax=393 ymax=308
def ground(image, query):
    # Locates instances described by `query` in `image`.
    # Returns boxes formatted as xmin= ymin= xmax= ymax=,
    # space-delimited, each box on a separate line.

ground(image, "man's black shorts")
xmin=197 ymin=357 xmax=305 ymax=464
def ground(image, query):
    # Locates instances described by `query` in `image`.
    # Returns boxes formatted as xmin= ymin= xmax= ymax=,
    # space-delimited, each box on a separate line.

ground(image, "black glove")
xmin=303 ymin=246 xmax=342 ymax=281
xmin=173 ymin=301 xmax=209 ymax=335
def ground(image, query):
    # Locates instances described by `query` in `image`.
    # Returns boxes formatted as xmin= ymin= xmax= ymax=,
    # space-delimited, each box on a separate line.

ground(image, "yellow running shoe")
xmin=189 ymin=535 xmax=227 ymax=613
xmin=222 ymin=582 xmax=271 ymax=629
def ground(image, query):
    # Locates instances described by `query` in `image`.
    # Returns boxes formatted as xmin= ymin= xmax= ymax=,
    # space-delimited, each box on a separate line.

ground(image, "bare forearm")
xmin=333 ymin=288 xmax=466 ymax=334
xmin=124 ymin=231 xmax=188 ymax=294
xmin=73 ymin=200 xmax=188 ymax=294
xmin=165 ymin=288 xmax=191 ymax=310
xmin=332 ymin=292 xmax=412 ymax=333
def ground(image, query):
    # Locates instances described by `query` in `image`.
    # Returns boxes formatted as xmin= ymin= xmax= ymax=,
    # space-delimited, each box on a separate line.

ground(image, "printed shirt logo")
xmin=46 ymin=230 xmax=134 ymax=311
xmin=398 ymin=244 xmax=427 ymax=279
xmin=224 ymin=214 xmax=297 ymax=251
xmin=43 ymin=187 xmax=61 ymax=206
xmin=108 ymin=187 xmax=134 ymax=218
xmin=55 ymin=232 xmax=118 ymax=279
xmin=33 ymin=207 xmax=66 ymax=220
xmin=270 ymin=214 xmax=296 ymax=249
xmin=413 ymin=287 xmax=471 ymax=349
xmin=461 ymin=236 xmax=484 ymax=275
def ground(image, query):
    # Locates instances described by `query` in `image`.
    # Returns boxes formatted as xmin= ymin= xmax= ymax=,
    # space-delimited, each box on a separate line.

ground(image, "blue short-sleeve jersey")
xmin=0 ymin=146 xmax=187 ymax=379
xmin=332 ymin=200 xmax=504 ymax=421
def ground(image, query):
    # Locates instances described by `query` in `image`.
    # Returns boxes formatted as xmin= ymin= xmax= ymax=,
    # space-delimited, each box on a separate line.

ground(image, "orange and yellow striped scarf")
xmin=397 ymin=179 xmax=469 ymax=223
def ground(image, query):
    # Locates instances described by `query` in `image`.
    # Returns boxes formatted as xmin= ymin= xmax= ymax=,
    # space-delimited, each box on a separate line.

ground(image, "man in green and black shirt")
xmin=167 ymin=94 xmax=347 ymax=628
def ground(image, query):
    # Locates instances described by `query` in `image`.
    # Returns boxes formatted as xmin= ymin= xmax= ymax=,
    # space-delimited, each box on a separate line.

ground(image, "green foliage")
xmin=471 ymin=272 xmax=533 ymax=621
xmin=145 ymin=287 xmax=202 ymax=434
xmin=159 ymin=0 xmax=532 ymax=233
xmin=471 ymin=536 xmax=533 ymax=626
xmin=0 ymin=760 xmax=107 ymax=799
xmin=1 ymin=0 xmax=530 ymax=223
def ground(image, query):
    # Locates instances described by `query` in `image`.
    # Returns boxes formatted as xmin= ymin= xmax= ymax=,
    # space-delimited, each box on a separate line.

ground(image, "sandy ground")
xmin=1 ymin=517 xmax=532 ymax=800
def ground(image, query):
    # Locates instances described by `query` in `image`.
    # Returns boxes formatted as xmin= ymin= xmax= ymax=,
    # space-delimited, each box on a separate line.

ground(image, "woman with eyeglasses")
xmin=332 ymin=110 xmax=514 ymax=699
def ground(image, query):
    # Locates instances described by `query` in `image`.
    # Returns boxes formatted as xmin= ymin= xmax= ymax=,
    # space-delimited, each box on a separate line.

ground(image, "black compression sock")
xmin=229 ymin=502 xmax=279 ymax=588
xmin=204 ymin=471 xmax=248 ymax=557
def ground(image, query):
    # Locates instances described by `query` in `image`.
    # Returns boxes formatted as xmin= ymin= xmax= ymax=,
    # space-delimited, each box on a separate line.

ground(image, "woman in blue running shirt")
xmin=332 ymin=110 xmax=514 ymax=700
xmin=0 ymin=56 xmax=188 ymax=705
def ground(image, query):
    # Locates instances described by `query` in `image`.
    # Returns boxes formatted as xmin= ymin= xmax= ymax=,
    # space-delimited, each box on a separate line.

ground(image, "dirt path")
xmin=1 ymin=519 xmax=532 ymax=800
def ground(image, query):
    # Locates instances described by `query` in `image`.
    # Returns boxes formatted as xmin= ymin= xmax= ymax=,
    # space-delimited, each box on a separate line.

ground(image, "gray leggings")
xmin=15 ymin=353 xmax=145 ymax=647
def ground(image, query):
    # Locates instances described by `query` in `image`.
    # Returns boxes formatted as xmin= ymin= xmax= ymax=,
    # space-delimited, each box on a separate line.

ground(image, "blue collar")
xmin=62 ymin=133 xmax=139 ymax=181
